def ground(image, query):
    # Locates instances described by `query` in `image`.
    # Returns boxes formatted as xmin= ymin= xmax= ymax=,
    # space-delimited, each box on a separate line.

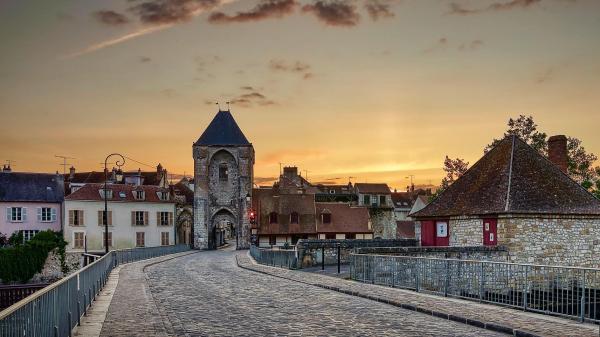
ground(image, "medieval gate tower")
xmin=193 ymin=109 xmax=254 ymax=249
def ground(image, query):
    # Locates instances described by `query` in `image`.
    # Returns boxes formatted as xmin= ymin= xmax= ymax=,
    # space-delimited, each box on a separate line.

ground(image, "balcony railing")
xmin=350 ymin=253 xmax=600 ymax=323
xmin=250 ymin=245 xmax=298 ymax=269
xmin=0 ymin=244 xmax=190 ymax=337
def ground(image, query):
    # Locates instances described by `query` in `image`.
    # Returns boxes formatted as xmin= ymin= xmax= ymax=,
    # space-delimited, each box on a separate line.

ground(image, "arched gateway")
xmin=192 ymin=109 xmax=254 ymax=250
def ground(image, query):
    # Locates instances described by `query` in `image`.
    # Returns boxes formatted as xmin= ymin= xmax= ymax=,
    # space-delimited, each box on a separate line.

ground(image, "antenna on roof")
xmin=226 ymin=101 xmax=230 ymax=111
xmin=278 ymin=162 xmax=283 ymax=176
xmin=55 ymin=155 xmax=76 ymax=175
xmin=348 ymin=176 xmax=356 ymax=184
xmin=215 ymin=101 xmax=221 ymax=111
xmin=304 ymin=169 xmax=310 ymax=182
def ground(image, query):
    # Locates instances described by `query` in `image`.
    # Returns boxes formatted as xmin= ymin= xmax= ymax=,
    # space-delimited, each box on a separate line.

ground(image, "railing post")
xmin=444 ymin=260 xmax=449 ymax=297
xmin=68 ymin=311 xmax=72 ymax=337
xmin=392 ymin=257 xmax=396 ymax=288
xmin=321 ymin=246 xmax=325 ymax=271
xmin=415 ymin=259 xmax=420 ymax=292
xmin=479 ymin=262 xmax=484 ymax=302
xmin=580 ymin=269 xmax=586 ymax=322
xmin=337 ymin=243 xmax=341 ymax=274
xmin=523 ymin=265 xmax=528 ymax=310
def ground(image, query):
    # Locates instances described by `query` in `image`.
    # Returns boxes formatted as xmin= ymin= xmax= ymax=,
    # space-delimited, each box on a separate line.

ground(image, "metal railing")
xmin=0 ymin=244 xmax=190 ymax=337
xmin=250 ymin=245 xmax=298 ymax=269
xmin=350 ymin=253 xmax=600 ymax=323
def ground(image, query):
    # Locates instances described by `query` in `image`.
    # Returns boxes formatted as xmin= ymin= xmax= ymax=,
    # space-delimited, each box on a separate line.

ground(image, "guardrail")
xmin=250 ymin=245 xmax=298 ymax=269
xmin=0 ymin=284 xmax=49 ymax=311
xmin=350 ymin=253 xmax=600 ymax=323
xmin=0 ymin=244 xmax=190 ymax=337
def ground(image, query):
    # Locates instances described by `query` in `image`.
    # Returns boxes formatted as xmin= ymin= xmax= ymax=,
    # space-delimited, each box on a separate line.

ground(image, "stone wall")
xmin=30 ymin=250 xmax=81 ymax=283
xmin=356 ymin=246 xmax=509 ymax=262
xmin=498 ymin=215 xmax=600 ymax=267
xmin=369 ymin=208 xmax=396 ymax=239
xmin=449 ymin=217 xmax=483 ymax=246
xmin=296 ymin=239 xmax=417 ymax=268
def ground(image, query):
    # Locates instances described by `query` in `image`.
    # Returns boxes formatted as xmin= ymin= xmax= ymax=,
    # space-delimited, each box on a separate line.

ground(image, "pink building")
xmin=0 ymin=168 xmax=64 ymax=241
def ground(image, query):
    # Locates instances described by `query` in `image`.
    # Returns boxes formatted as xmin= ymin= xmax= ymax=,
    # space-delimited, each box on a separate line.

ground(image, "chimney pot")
xmin=548 ymin=135 xmax=568 ymax=173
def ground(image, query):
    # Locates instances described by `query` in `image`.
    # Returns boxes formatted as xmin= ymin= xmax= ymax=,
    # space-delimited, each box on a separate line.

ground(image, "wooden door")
xmin=420 ymin=220 xmax=435 ymax=246
xmin=435 ymin=220 xmax=449 ymax=246
xmin=483 ymin=218 xmax=497 ymax=246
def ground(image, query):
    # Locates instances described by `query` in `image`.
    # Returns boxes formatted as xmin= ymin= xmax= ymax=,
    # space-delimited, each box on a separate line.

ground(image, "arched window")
xmin=290 ymin=212 xmax=299 ymax=224
xmin=269 ymin=212 xmax=278 ymax=224
xmin=321 ymin=210 xmax=332 ymax=224
xmin=219 ymin=164 xmax=228 ymax=181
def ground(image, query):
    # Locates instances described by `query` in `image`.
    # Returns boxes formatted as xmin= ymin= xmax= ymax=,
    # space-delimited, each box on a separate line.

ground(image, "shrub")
xmin=0 ymin=230 xmax=67 ymax=284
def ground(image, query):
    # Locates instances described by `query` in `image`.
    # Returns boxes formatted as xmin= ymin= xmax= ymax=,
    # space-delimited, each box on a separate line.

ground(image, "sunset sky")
xmin=1 ymin=0 xmax=599 ymax=190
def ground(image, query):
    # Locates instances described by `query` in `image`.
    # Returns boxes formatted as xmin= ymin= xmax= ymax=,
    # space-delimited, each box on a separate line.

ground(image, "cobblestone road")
xmin=106 ymin=248 xmax=506 ymax=337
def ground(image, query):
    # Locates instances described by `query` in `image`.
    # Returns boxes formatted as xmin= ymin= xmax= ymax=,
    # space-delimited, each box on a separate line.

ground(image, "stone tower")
xmin=193 ymin=109 xmax=254 ymax=250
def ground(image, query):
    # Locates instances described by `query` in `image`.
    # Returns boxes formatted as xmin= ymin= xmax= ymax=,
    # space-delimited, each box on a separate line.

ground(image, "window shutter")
xmin=6 ymin=207 xmax=10 ymax=222
xmin=131 ymin=211 xmax=135 ymax=226
xmin=37 ymin=207 xmax=42 ymax=221
xmin=144 ymin=211 xmax=149 ymax=225
xmin=69 ymin=210 xmax=74 ymax=225
xmin=168 ymin=212 xmax=173 ymax=226
xmin=22 ymin=208 xmax=27 ymax=221
xmin=157 ymin=211 xmax=161 ymax=226
xmin=108 ymin=211 xmax=113 ymax=226
xmin=78 ymin=210 xmax=84 ymax=226
xmin=98 ymin=211 xmax=103 ymax=226
xmin=51 ymin=208 xmax=57 ymax=222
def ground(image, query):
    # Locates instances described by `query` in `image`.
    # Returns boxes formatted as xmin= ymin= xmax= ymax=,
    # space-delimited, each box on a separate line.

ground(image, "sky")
xmin=0 ymin=0 xmax=599 ymax=191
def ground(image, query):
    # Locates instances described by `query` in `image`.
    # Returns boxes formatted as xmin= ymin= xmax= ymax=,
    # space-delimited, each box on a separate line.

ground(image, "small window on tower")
xmin=219 ymin=164 xmax=228 ymax=181
xmin=290 ymin=212 xmax=299 ymax=224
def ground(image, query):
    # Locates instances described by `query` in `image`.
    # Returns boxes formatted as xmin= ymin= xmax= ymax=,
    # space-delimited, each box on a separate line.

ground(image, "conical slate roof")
xmin=412 ymin=135 xmax=600 ymax=218
xmin=195 ymin=110 xmax=250 ymax=146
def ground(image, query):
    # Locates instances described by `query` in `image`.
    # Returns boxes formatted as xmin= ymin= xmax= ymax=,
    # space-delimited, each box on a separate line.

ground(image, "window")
xmin=136 ymin=232 xmax=145 ymax=247
xmin=20 ymin=230 xmax=39 ymax=242
xmin=73 ymin=232 xmax=85 ymax=249
xmin=132 ymin=211 xmax=147 ymax=226
xmin=269 ymin=212 xmax=278 ymax=224
xmin=69 ymin=210 xmax=84 ymax=226
xmin=157 ymin=191 xmax=169 ymax=201
xmin=290 ymin=212 xmax=299 ymax=224
xmin=97 ymin=211 xmax=113 ymax=226
xmin=158 ymin=212 xmax=172 ymax=226
xmin=161 ymin=232 xmax=169 ymax=246
xmin=219 ymin=164 xmax=228 ymax=181
xmin=346 ymin=233 xmax=356 ymax=240
xmin=119 ymin=191 xmax=127 ymax=198
xmin=7 ymin=207 xmax=25 ymax=222
xmin=325 ymin=233 xmax=335 ymax=239
xmin=269 ymin=235 xmax=276 ymax=246
xmin=329 ymin=190 xmax=336 ymax=194
xmin=38 ymin=207 xmax=56 ymax=222
xmin=103 ymin=232 xmax=113 ymax=248
xmin=133 ymin=190 xmax=145 ymax=200
xmin=363 ymin=195 xmax=370 ymax=205
xmin=99 ymin=189 xmax=113 ymax=199
xmin=322 ymin=212 xmax=332 ymax=224
xmin=379 ymin=195 xmax=386 ymax=206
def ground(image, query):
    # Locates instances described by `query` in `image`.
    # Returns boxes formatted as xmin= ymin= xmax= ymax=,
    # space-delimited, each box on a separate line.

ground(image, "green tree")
xmin=431 ymin=156 xmax=469 ymax=201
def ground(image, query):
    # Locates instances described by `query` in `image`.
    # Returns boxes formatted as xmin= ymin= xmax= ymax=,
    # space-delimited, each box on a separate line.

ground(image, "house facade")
xmin=0 ymin=169 xmax=64 ymax=241
xmin=63 ymin=184 xmax=175 ymax=252
xmin=412 ymin=135 xmax=600 ymax=267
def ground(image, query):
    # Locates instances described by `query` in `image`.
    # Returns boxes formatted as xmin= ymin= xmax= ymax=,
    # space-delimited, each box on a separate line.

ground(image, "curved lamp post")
xmin=104 ymin=153 xmax=125 ymax=254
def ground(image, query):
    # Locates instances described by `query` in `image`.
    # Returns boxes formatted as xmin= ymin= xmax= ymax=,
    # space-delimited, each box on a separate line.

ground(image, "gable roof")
xmin=195 ymin=110 xmax=250 ymax=146
xmin=315 ymin=202 xmax=371 ymax=233
xmin=413 ymin=135 xmax=600 ymax=218
xmin=0 ymin=172 xmax=64 ymax=202
xmin=355 ymin=183 xmax=391 ymax=194
xmin=65 ymin=184 xmax=173 ymax=203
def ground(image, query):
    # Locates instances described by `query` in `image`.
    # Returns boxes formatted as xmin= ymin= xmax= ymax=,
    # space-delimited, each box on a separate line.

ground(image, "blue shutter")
xmin=51 ymin=208 xmax=57 ymax=222
xmin=37 ymin=207 xmax=42 ymax=222
xmin=22 ymin=208 xmax=27 ymax=221
xmin=5 ymin=207 xmax=10 ymax=222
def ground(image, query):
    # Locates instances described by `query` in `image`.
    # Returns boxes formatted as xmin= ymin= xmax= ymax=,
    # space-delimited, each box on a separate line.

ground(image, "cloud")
xmin=269 ymin=59 xmax=313 ymax=79
xmin=139 ymin=56 xmax=152 ymax=62
xmin=208 ymin=0 xmax=298 ymax=24
xmin=364 ymin=0 xmax=396 ymax=21
xmin=302 ymin=0 xmax=360 ymax=27
xmin=194 ymin=55 xmax=222 ymax=73
xmin=230 ymin=87 xmax=276 ymax=107
xmin=129 ymin=0 xmax=222 ymax=25
xmin=254 ymin=176 xmax=278 ymax=184
xmin=458 ymin=39 xmax=484 ymax=51
xmin=423 ymin=37 xmax=448 ymax=54
xmin=448 ymin=0 xmax=541 ymax=15
xmin=93 ymin=10 xmax=130 ymax=25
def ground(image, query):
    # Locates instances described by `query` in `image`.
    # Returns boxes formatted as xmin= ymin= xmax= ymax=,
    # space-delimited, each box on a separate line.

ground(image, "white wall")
xmin=64 ymin=200 xmax=175 ymax=252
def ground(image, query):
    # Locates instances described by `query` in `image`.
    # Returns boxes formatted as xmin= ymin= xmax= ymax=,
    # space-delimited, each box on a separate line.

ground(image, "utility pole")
xmin=55 ymin=155 xmax=76 ymax=175
xmin=304 ymin=170 xmax=310 ymax=182
xmin=406 ymin=175 xmax=415 ymax=192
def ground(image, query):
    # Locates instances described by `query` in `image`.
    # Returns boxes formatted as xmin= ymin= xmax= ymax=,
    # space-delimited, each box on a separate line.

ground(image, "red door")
xmin=434 ymin=220 xmax=449 ymax=246
xmin=420 ymin=220 xmax=435 ymax=246
xmin=483 ymin=218 xmax=497 ymax=246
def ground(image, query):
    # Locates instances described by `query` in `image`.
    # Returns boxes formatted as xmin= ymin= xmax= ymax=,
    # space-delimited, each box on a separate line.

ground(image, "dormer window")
xmin=329 ymin=190 xmax=335 ymax=194
xmin=119 ymin=192 xmax=126 ymax=198
xmin=219 ymin=164 xmax=228 ymax=181
xmin=321 ymin=210 xmax=332 ymax=224
xmin=269 ymin=212 xmax=278 ymax=224
xmin=157 ymin=191 xmax=169 ymax=201
xmin=99 ymin=189 xmax=113 ymax=199
xmin=290 ymin=212 xmax=299 ymax=224
xmin=133 ymin=190 xmax=145 ymax=200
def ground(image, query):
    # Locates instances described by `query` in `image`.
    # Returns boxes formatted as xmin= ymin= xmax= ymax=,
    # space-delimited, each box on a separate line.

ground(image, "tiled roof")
xmin=0 ymin=172 xmax=64 ymax=202
xmin=413 ymin=135 xmax=600 ymax=218
xmin=195 ymin=110 xmax=250 ymax=146
xmin=65 ymin=184 xmax=174 ymax=203
xmin=64 ymin=171 xmax=164 ymax=186
xmin=315 ymin=203 xmax=371 ymax=234
xmin=391 ymin=192 xmax=413 ymax=208
xmin=355 ymin=183 xmax=391 ymax=194
xmin=253 ymin=188 xmax=316 ymax=235
xmin=171 ymin=182 xmax=194 ymax=205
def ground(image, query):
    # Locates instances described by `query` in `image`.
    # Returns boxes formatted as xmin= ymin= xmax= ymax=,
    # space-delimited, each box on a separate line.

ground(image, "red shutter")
xmin=483 ymin=218 xmax=497 ymax=246
xmin=420 ymin=220 xmax=435 ymax=246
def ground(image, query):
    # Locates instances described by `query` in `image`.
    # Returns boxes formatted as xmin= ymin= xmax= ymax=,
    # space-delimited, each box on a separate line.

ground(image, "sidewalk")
xmin=238 ymin=252 xmax=600 ymax=337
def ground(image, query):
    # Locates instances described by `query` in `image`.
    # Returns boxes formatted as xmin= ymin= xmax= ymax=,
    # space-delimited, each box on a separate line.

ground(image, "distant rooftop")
xmin=0 ymin=172 xmax=64 ymax=202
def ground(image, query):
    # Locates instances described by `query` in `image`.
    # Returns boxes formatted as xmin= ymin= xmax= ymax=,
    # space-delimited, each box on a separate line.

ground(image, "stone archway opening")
xmin=211 ymin=209 xmax=237 ymax=250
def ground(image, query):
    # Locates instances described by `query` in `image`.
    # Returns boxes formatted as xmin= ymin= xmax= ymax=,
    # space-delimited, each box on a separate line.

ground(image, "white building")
xmin=63 ymin=183 xmax=175 ymax=252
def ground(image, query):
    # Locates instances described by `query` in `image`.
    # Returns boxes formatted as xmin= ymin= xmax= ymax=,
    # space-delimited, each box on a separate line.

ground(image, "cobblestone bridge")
xmin=94 ymin=248 xmax=507 ymax=337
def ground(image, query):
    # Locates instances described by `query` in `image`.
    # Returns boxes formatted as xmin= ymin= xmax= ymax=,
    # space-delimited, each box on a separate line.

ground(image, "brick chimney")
xmin=283 ymin=166 xmax=298 ymax=179
xmin=69 ymin=166 xmax=75 ymax=180
xmin=548 ymin=135 xmax=568 ymax=173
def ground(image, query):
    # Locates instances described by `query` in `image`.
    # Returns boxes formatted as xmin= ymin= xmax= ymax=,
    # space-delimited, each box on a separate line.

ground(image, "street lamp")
xmin=104 ymin=153 xmax=125 ymax=254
